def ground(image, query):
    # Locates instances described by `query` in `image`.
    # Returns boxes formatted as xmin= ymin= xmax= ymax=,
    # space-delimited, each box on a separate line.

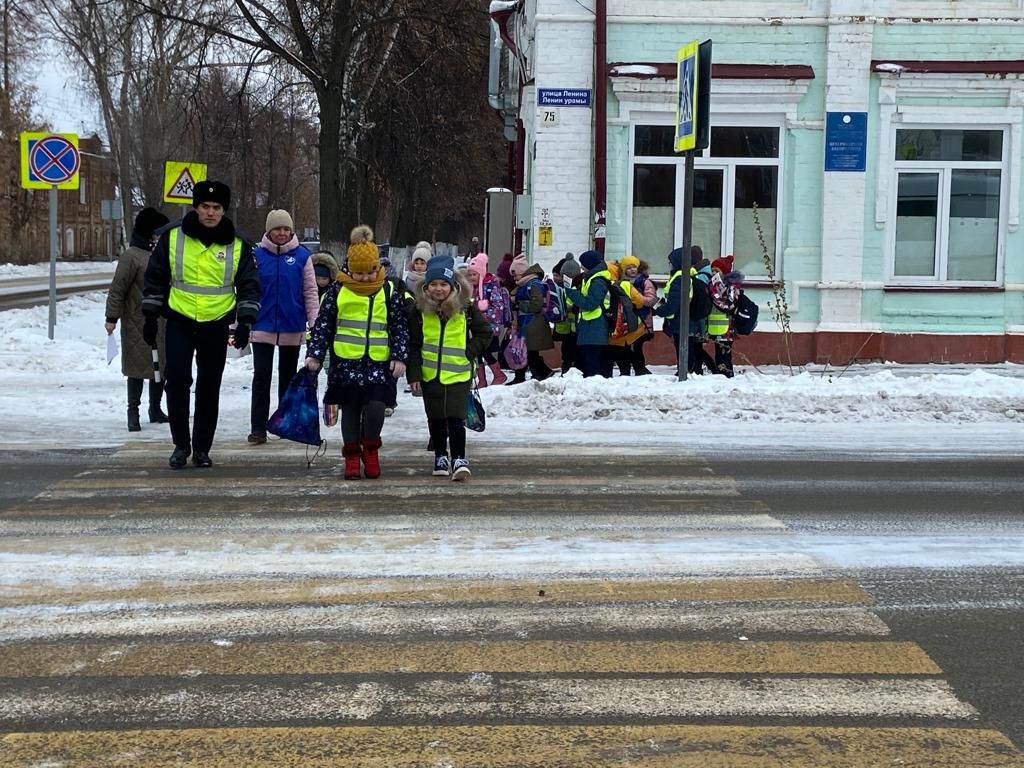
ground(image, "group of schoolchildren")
xmin=281 ymin=225 xmax=751 ymax=482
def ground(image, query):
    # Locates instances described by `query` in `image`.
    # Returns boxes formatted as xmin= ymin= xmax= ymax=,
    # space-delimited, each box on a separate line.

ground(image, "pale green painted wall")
xmin=606 ymin=22 xmax=826 ymax=327
xmin=603 ymin=20 xmax=1024 ymax=335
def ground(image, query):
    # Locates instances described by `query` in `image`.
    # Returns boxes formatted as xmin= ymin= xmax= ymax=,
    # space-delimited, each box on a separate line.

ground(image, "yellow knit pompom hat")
xmin=619 ymin=255 xmax=641 ymax=270
xmin=346 ymin=225 xmax=379 ymax=273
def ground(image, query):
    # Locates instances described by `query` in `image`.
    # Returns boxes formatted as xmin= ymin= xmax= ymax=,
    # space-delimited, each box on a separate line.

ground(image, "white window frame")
xmin=626 ymin=116 xmax=785 ymax=278
xmin=886 ymin=125 xmax=1008 ymax=287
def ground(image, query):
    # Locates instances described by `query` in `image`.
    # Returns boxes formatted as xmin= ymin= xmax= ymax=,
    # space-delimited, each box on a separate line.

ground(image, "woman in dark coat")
xmin=105 ymin=207 xmax=170 ymax=431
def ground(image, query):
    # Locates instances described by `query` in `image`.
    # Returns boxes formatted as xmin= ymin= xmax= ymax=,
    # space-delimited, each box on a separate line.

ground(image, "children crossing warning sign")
xmin=163 ymin=161 xmax=207 ymax=204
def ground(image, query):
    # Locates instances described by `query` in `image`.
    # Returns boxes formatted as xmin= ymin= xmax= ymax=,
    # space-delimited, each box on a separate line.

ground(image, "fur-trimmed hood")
xmin=414 ymin=268 xmax=473 ymax=319
xmin=311 ymin=251 xmax=340 ymax=281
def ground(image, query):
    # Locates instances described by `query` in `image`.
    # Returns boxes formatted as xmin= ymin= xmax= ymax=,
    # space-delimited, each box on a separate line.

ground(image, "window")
xmin=80 ymin=177 xmax=87 ymax=206
xmin=891 ymin=128 xmax=1004 ymax=284
xmin=628 ymin=124 xmax=781 ymax=275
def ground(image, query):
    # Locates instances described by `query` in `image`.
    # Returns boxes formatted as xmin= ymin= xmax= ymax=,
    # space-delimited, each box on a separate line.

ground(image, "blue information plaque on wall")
xmin=824 ymin=111 xmax=868 ymax=172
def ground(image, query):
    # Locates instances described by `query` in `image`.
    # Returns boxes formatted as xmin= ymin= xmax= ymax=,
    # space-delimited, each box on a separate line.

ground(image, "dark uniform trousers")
xmin=164 ymin=314 xmax=231 ymax=454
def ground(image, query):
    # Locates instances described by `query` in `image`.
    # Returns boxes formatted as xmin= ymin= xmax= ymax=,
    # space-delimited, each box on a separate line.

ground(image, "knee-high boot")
xmin=148 ymin=380 xmax=169 ymax=423
xmin=126 ymin=378 xmax=143 ymax=432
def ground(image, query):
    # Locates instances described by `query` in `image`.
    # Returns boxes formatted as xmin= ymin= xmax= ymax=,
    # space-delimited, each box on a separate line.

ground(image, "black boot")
xmin=148 ymin=380 xmax=169 ymax=423
xmin=127 ymin=378 xmax=143 ymax=432
xmin=505 ymin=368 xmax=527 ymax=386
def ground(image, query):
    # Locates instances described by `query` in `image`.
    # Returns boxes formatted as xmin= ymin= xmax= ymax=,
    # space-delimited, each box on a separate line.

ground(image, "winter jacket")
xmin=709 ymin=271 xmax=741 ymax=340
xmin=142 ymin=210 xmax=261 ymax=326
xmin=406 ymin=271 xmax=493 ymax=420
xmin=513 ymin=265 xmax=554 ymax=352
xmin=105 ymin=238 xmax=165 ymax=379
xmin=306 ymin=277 xmax=410 ymax=396
xmin=563 ymin=262 xmax=612 ymax=346
xmin=251 ymin=234 xmax=319 ymax=346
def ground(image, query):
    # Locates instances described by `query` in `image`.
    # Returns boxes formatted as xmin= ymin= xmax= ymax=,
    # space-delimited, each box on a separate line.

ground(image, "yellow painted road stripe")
xmin=7 ymin=725 xmax=1019 ymax=767
xmin=0 ymin=576 xmax=871 ymax=609
xmin=0 ymin=640 xmax=939 ymax=677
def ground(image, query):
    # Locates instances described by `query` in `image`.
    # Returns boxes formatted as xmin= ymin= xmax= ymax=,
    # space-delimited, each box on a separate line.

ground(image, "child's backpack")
xmin=540 ymin=277 xmax=567 ymax=323
xmin=690 ymin=277 xmax=712 ymax=320
xmin=483 ymin=281 xmax=512 ymax=329
xmin=732 ymin=291 xmax=758 ymax=335
xmin=626 ymin=276 xmax=651 ymax=319
xmin=598 ymin=278 xmax=639 ymax=339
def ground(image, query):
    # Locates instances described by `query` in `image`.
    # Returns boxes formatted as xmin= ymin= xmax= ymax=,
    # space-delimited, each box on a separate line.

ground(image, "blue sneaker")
xmin=432 ymin=455 xmax=450 ymax=477
xmin=451 ymin=458 xmax=471 ymax=481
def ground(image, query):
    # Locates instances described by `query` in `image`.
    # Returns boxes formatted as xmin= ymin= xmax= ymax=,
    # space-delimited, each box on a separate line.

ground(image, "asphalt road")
xmin=0 ymin=443 xmax=1022 ymax=766
xmin=0 ymin=273 xmax=113 ymax=311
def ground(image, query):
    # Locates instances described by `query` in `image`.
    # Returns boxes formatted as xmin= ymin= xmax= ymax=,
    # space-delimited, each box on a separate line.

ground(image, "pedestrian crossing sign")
xmin=163 ymin=161 xmax=207 ymax=204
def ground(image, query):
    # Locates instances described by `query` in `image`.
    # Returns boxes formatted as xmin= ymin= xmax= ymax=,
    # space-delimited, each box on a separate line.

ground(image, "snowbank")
xmin=0 ymin=292 xmax=1022 ymax=454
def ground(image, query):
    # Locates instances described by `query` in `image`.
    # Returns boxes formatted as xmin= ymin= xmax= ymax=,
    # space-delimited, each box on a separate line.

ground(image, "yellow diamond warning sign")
xmin=163 ymin=161 xmax=207 ymax=204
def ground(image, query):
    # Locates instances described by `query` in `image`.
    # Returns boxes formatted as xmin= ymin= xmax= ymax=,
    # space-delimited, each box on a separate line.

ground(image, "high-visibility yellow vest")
xmin=333 ymin=283 xmax=391 ymax=361
xmin=167 ymin=228 xmax=241 ymax=322
xmin=663 ymin=268 xmax=697 ymax=321
xmin=421 ymin=312 xmax=471 ymax=384
xmin=580 ymin=269 xmax=612 ymax=321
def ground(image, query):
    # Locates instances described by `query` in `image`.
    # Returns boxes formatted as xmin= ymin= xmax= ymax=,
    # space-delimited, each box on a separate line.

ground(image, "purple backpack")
xmin=481 ymin=280 xmax=512 ymax=329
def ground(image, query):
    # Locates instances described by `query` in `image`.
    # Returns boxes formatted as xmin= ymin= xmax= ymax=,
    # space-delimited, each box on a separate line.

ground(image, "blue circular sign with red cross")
xmin=29 ymin=135 xmax=80 ymax=184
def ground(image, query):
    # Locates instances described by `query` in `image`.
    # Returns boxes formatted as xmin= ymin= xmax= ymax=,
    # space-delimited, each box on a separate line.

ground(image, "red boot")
xmin=342 ymin=443 xmax=362 ymax=480
xmin=476 ymin=365 xmax=489 ymax=388
xmin=361 ymin=437 xmax=382 ymax=479
xmin=489 ymin=362 xmax=507 ymax=386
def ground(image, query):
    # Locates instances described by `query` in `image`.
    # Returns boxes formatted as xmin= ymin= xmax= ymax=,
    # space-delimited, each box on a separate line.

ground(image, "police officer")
xmin=142 ymin=181 xmax=261 ymax=469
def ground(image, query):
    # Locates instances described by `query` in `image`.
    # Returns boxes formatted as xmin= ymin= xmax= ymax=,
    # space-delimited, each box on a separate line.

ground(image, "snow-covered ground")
xmin=0 ymin=285 xmax=1022 ymax=456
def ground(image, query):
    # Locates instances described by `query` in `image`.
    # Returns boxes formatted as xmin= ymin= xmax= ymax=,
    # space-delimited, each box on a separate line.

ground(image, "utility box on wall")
xmin=484 ymin=187 xmax=514 ymax=259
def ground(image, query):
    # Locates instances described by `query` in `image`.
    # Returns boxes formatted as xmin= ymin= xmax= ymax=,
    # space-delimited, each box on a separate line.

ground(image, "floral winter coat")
xmin=709 ymin=271 xmax=742 ymax=341
xmin=306 ymin=278 xmax=410 ymax=395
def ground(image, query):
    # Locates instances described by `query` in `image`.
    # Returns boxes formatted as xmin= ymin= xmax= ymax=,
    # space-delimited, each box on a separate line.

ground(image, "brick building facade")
xmin=493 ymin=0 xmax=1024 ymax=364
xmin=0 ymin=135 xmax=118 ymax=263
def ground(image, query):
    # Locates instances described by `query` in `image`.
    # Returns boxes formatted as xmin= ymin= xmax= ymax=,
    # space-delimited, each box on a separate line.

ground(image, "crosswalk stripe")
xmin=0 ymin=512 xmax=784 ymax=535
xmin=3 ymin=551 xmax=824 ymax=580
xmin=0 ymin=640 xmax=937 ymax=677
xmin=6 ymin=725 xmax=1020 ymax=768
xmin=0 ymin=604 xmax=892 ymax=642
xmin=0 ymin=678 xmax=979 ymax=727
xmin=1 ymin=496 xmax=773 ymax=519
xmin=0 ymin=577 xmax=872 ymax=609
xmin=42 ymin=475 xmax=742 ymax=497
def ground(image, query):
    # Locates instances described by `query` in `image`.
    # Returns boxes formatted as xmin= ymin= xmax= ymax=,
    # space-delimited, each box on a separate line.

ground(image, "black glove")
xmin=142 ymin=316 xmax=158 ymax=346
xmin=232 ymin=323 xmax=250 ymax=349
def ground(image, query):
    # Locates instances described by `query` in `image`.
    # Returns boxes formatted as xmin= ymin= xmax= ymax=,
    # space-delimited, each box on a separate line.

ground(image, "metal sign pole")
xmin=48 ymin=186 xmax=58 ymax=341
xmin=677 ymin=151 xmax=694 ymax=382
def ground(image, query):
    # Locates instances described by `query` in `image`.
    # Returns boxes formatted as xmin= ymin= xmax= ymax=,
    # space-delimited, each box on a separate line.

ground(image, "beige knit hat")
xmin=265 ymin=209 xmax=293 ymax=232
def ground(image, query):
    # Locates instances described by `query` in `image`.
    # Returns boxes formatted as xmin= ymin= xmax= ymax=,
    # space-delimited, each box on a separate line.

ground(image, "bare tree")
xmin=35 ymin=0 xmax=220 ymax=225
xmin=134 ymin=0 xmax=486 ymax=253
xmin=0 ymin=0 xmax=45 ymax=261
xmin=362 ymin=8 xmax=503 ymax=244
